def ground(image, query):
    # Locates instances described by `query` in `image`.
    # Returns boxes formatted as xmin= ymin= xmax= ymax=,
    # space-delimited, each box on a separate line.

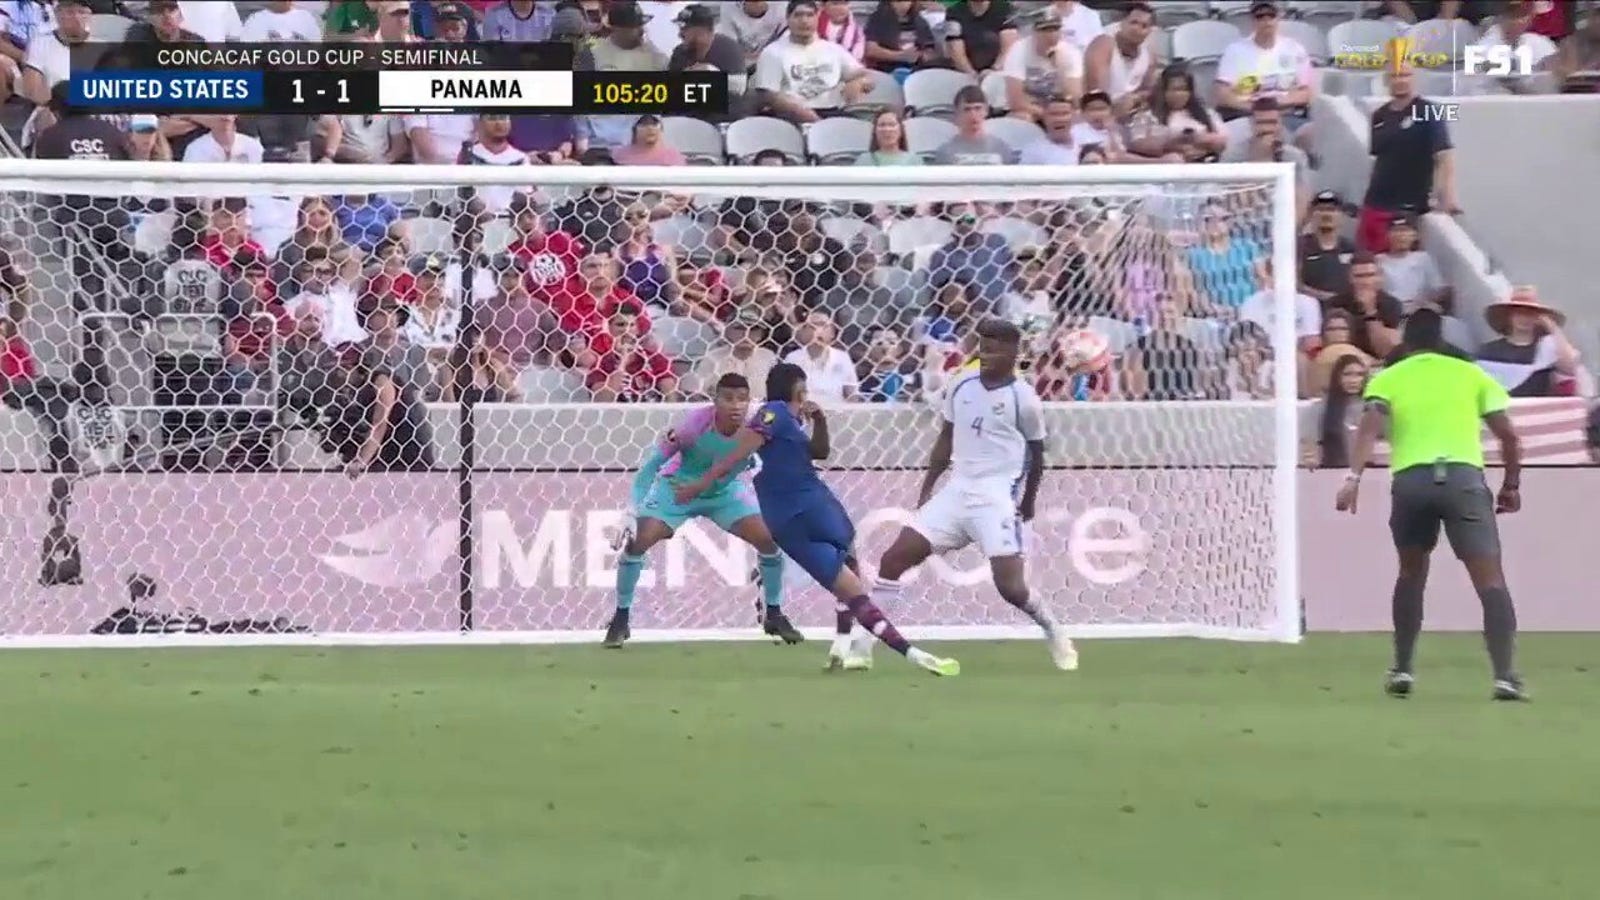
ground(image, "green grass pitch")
xmin=2 ymin=635 xmax=1597 ymax=900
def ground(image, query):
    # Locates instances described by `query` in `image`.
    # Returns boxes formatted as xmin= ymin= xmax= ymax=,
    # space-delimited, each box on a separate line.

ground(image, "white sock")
xmin=907 ymin=647 xmax=935 ymax=667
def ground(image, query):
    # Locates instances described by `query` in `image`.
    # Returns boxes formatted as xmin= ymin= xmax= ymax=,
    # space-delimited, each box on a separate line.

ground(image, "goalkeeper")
xmin=605 ymin=373 xmax=803 ymax=648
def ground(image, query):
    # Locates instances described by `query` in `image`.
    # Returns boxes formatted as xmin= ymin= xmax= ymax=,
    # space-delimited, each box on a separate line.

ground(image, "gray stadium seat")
xmin=806 ymin=117 xmax=872 ymax=164
xmin=1403 ymin=18 xmax=1480 ymax=63
xmin=1327 ymin=19 xmax=1404 ymax=62
xmin=981 ymin=217 xmax=1048 ymax=251
xmin=0 ymin=407 xmax=46 ymax=471
xmin=650 ymin=214 xmax=712 ymax=251
xmin=1287 ymin=1 xmax=1366 ymax=25
xmin=1172 ymin=20 xmax=1244 ymax=63
xmin=903 ymin=69 xmax=977 ymax=118
xmin=847 ymin=70 xmax=905 ymax=118
xmin=89 ymin=13 xmax=134 ymax=41
xmin=819 ymin=216 xmax=886 ymax=252
xmin=516 ymin=367 xmax=589 ymax=403
xmin=724 ymin=116 xmax=804 ymax=163
xmin=981 ymin=117 xmax=1046 ymax=154
xmin=652 ymin=316 xmax=720 ymax=359
xmin=1152 ymin=1 xmax=1212 ymax=27
xmin=662 ymin=116 xmax=725 ymax=164
xmin=872 ymin=265 xmax=915 ymax=296
xmin=1209 ymin=0 xmax=1257 ymax=26
xmin=1179 ymin=317 xmax=1226 ymax=352
xmin=903 ymin=116 xmax=957 ymax=159
xmin=1088 ymin=316 xmax=1139 ymax=355
xmin=481 ymin=218 xmax=513 ymax=255
xmin=979 ymin=70 xmax=1009 ymax=112
xmin=1279 ymin=19 xmax=1330 ymax=64
xmin=886 ymin=217 xmax=954 ymax=257
xmin=408 ymin=216 xmax=454 ymax=254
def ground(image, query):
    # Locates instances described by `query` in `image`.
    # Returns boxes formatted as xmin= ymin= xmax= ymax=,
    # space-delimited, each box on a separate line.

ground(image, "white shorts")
xmin=910 ymin=482 xmax=1024 ymax=559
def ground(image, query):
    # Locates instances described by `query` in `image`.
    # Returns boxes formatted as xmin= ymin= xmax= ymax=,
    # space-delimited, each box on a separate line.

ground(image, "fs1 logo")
xmin=1464 ymin=44 xmax=1537 ymax=77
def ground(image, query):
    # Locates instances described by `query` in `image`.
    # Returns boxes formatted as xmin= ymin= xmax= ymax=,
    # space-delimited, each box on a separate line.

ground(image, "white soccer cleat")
xmin=1049 ymin=632 xmax=1079 ymax=671
xmin=825 ymin=637 xmax=853 ymax=672
xmin=843 ymin=628 xmax=875 ymax=671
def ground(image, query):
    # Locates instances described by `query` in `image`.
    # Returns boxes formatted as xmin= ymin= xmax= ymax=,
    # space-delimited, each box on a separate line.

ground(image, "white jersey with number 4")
xmin=911 ymin=373 xmax=1047 ymax=558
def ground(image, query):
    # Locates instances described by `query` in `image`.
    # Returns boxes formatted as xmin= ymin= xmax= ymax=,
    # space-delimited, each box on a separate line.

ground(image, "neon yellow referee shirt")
xmin=1362 ymin=352 xmax=1510 ymax=473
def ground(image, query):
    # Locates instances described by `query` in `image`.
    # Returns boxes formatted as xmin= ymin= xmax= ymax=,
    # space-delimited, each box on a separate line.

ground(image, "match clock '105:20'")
xmin=572 ymin=71 xmax=729 ymax=115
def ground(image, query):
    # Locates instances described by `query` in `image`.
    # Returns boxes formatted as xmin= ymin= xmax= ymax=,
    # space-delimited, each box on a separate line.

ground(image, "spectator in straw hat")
xmin=1474 ymin=287 xmax=1581 ymax=397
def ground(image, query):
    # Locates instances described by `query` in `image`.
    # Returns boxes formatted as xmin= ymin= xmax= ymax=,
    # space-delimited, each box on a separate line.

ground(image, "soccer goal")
xmin=0 ymin=158 xmax=1300 ymax=648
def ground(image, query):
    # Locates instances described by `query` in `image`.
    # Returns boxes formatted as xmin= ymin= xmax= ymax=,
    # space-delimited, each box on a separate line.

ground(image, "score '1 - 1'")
xmin=292 ymin=77 xmax=350 ymax=105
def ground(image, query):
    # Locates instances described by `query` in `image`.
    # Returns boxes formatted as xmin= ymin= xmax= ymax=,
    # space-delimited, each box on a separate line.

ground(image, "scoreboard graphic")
xmin=66 ymin=42 xmax=728 ymax=116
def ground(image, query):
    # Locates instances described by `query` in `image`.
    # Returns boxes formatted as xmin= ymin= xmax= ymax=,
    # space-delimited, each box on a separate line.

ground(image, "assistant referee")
xmin=1335 ymin=309 xmax=1527 ymax=701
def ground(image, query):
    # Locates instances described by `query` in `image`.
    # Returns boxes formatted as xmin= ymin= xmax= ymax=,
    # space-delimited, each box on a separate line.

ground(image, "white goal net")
xmin=0 ymin=160 xmax=1300 ymax=647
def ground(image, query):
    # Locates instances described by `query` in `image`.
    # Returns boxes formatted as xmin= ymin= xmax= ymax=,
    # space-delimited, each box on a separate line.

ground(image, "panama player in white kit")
xmin=834 ymin=319 xmax=1078 ymax=671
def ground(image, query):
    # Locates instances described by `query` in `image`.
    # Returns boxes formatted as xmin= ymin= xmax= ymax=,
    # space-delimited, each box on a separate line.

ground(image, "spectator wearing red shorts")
xmin=1357 ymin=64 xmax=1459 ymax=253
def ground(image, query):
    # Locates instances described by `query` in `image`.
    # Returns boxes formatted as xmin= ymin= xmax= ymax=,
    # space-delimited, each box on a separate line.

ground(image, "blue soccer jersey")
xmin=746 ymin=401 xmax=855 ymax=586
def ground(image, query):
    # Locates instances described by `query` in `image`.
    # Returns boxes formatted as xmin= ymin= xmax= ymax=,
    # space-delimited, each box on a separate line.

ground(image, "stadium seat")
xmin=1152 ymin=1 xmax=1212 ymax=27
xmin=903 ymin=116 xmax=957 ymax=159
xmin=1279 ymin=19 xmax=1330 ymax=64
xmin=806 ymin=117 xmax=872 ymax=164
xmin=886 ymin=217 xmax=954 ymax=258
xmin=847 ymin=70 xmax=905 ymax=118
xmin=1210 ymin=0 xmax=1258 ymax=27
xmin=1287 ymin=0 xmax=1365 ymax=26
xmin=819 ymin=216 xmax=887 ymax=252
xmin=1088 ymin=316 xmax=1139 ymax=355
xmin=132 ymin=211 xmax=176 ymax=258
xmin=1179 ymin=317 xmax=1226 ymax=352
xmin=1404 ymin=18 xmax=1480 ymax=62
xmin=1326 ymin=19 xmax=1404 ymax=61
xmin=0 ymin=406 xmax=46 ymax=472
xmin=481 ymin=218 xmax=513 ymax=255
xmin=872 ymin=265 xmax=915 ymax=296
xmin=724 ymin=116 xmax=804 ymax=163
xmin=904 ymin=69 xmax=977 ymax=118
xmin=516 ymin=367 xmax=589 ymax=403
xmin=280 ymin=429 xmax=336 ymax=470
xmin=979 ymin=70 xmax=1009 ymax=113
xmin=982 ymin=117 xmax=1046 ymax=154
xmin=652 ymin=316 xmax=720 ymax=359
xmin=88 ymin=13 xmax=134 ymax=41
xmin=1172 ymin=20 xmax=1245 ymax=63
xmin=650 ymin=214 xmax=712 ymax=251
xmin=661 ymin=116 xmax=725 ymax=164
xmin=408 ymin=216 xmax=454 ymax=254
xmin=981 ymin=217 xmax=1048 ymax=251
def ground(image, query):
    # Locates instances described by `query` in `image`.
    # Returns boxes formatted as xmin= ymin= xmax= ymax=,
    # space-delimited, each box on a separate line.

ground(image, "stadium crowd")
xmin=0 ymin=0 xmax=1591 ymax=471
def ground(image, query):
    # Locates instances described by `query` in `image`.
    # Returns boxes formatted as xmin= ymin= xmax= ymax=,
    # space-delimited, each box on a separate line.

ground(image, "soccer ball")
xmin=1061 ymin=329 xmax=1113 ymax=373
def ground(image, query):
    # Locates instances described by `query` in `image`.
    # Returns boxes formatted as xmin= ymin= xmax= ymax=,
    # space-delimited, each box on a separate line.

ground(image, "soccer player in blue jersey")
xmin=676 ymin=363 xmax=960 ymax=677
xmin=605 ymin=373 xmax=803 ymax=648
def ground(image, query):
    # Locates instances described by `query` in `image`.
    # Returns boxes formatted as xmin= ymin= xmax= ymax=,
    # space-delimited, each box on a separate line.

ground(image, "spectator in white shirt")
xmin=1068 ymin=90 xmax=1126 ymax=159
xmin=640 ymin=0 xmax=692 ymax=57
xmin=178 ymin=0 xmax=242 ymax=42
xmin=1017 ymin=94 xmax=1080 ymax=165
xmin=1047 ymin=0 xmax=1103 ymax=52
xmin=1474 ymin=1 xmax=1560 ymax=92
xmin=1083 ymin=1 xmax=1158 ymax=121
xmin=718 ymin=0 xmax=786 ymax=70
xmin=182 ymin=115 xmax=266 ymax=164
xmin=1001 ymin=6 xmax=1082 ymax=122
xmin=753 ymin=0 xmax=869 ymax=123
xmin=286 ymin=249 xmax=367 ymax=348
xmin=1214 ymin=0 xmax=1313 ymax=131
xmin=17 ymin=0 xmax=87 ymax=107
xmin=241 ymin=0 xmax=323 ymax=42
xmin=1377 ymin=214 xmax=1448 ymax=309
xmin=404 ymin=112 xmax=477 ymax=164
xmin=784 ymin=310 xmax=858 ymax=404
xmin=688 ymin=313 xmax=780 ymax=398
xmin=1237 ymin=259 xmax=1321 ymax=357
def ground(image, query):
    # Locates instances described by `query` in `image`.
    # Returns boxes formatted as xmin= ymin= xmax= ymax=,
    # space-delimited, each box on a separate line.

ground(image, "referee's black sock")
xmin=1477 ymin=585 xmax=1519 ymax=682
xmin=1391 ymin=574 xmax=1426 ymax=673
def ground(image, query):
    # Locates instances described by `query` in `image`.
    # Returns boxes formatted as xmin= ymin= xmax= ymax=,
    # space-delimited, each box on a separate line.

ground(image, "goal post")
xmin=0 ymin=159 xmax=1301 ymax=648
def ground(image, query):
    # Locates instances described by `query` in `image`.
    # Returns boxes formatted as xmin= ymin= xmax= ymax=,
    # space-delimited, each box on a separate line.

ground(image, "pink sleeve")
xmin=659 ymin=405 xmax=715 ymax=455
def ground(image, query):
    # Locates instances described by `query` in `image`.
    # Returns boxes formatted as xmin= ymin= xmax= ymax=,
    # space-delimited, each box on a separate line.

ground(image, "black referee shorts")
xmin=1389 ymin=463 xmax=1501 ymax=559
